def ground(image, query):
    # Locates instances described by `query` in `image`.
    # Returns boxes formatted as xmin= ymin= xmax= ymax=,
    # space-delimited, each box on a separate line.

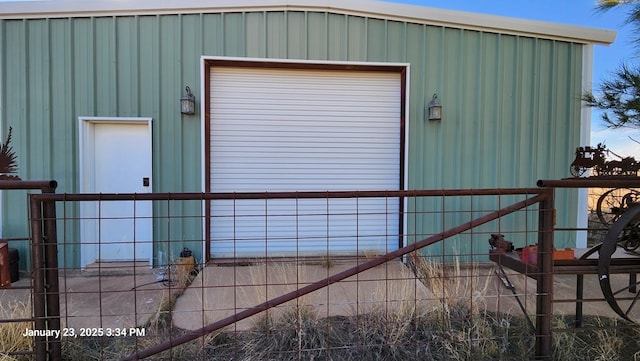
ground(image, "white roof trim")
xmin=0 ymin=0 xmax=616 ymax=45
xmin=201 ymin=55 xmax=411 ymax=68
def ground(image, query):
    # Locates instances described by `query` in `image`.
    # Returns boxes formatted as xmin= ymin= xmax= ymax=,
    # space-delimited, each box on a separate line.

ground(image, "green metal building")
xmin=0 ymin=0 xmax=615 ymax=269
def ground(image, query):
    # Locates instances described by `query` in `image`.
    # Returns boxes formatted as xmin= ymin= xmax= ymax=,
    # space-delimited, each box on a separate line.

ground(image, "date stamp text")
xmin=23 ymin=327 xmax=146 ymax=338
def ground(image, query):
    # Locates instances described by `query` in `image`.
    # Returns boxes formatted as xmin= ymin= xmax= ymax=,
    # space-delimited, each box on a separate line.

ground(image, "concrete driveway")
xmin=1 ymin=259 xmax=636 ymax=335
xmin=1 ymin=263 xmax=168 ymax=330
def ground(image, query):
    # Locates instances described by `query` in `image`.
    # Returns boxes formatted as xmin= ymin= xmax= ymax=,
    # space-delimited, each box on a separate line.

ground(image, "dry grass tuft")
xmin=320 ymin=256 xmax=335 ymax=269
xmin=239 ymin=255 xmax=533 ymax=361
xmin=143 ymin=289 xmax=178 ymax=333
xmin=26 ymin=256 xmax=640 ymax=360
xmin=0 ymin=300 xmax=32 ymax=361
xmin=409 ymin=253 xmax=533 ymax=360
xmin=61 ymin=262 xmax=230 ymax=361
xmin=552 ymin=315 xmax=640 ymax=361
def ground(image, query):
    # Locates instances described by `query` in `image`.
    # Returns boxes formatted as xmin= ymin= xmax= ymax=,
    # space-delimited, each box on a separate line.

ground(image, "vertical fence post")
xmin=43 ymin=195 xmax=61 ymax=361
xmin=29 ymin=195 xmax=47 ymax=360
xmin=27 ymin=181 xmax=60 ymax=361
xmin=535 ymin=188 xmax=554 ymax=360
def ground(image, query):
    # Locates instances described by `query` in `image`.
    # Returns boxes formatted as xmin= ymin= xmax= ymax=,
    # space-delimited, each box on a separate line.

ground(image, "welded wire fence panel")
xmin=540 ymin=186 xmax=640 ymax=360
xmin=26 ymin=190 xmax=554 ymax=361
xmin=18 ymin=188 xmax=633 ymax=360
xmin=210 ymin=197 xmax=400 ymax=258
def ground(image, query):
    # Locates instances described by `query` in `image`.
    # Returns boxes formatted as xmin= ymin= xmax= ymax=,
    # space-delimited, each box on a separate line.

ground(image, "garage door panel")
xmin=212 ymin=112 xmax=399 ymax=122
xmin=211 ymin=198 xmax=400 ymax=258
xmin=213 ymin=149 xmax=398 ymax=158
xmin=209 ymin=65 xmax=402 ymax=258
xmin=212 ymin=138 xmax=399 ymax=148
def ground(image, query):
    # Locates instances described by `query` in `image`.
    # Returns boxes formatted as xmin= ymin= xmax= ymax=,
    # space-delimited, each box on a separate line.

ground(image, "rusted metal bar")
xmin=537 ymin=178 xmax=640 ymax=188
xmin=43 ymin=196 xmax=61 ymax=361
xmin=5 ymin=350 xmax=36 ymax=356
xmin=32 ymin=188 xmax=543 ymax=202
xmin=29 ymin=196 xmax=46 ymax=360
xmin=0 ymin=317 xmax=34 ymax=323
xmin=495 ymin=262 xmax=536 ymax=331
xmin=122 ymin=192 xmax=548 ymax=361
xmin=491 ymin=250 xmax=640 ymax=276
xmin=535 ymin=189 xmax=554 ymax=360
xmin=576 ymin=274 xmax=584 ymax=327
xmin=0 ymin=179 xmax=57 ymax=191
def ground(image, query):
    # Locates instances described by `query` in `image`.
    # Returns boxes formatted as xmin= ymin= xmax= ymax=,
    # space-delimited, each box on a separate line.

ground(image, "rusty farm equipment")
xmin=597 ymin=203 xmax=640 ymax=322
xmin=491 ymin=179 xmax=640 ymax=325
xmin=570 ymin=143 xmax=640 ymax=177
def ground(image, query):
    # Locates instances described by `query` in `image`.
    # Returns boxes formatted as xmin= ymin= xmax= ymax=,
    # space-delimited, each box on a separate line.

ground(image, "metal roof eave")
xmin=0 ymin=0 xmax=617 ymax=45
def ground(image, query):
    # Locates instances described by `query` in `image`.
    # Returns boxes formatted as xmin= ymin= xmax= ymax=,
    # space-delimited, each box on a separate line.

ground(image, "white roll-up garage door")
xmin=209 ymin=65 xmax=402 ymax=258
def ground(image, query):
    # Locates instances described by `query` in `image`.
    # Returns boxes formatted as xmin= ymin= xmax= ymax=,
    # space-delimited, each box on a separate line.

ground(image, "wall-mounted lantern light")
xmin=180 ymin=86 xmax=196 ymax=115
xmin=427 ymin=93 xmax=442 ymax=121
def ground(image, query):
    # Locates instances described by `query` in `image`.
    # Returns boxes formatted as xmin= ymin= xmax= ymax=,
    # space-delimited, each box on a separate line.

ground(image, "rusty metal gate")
xmin=12 ymin=188 xmax=558 ymax=360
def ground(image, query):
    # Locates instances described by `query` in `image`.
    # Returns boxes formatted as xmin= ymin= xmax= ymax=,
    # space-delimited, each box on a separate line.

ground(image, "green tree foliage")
xmin=597 ymin=1 xmax=640 ymax=47
xmin=584 ymin=0 xmax=640 ymax=128
xmin=583 ymin=64 xmax=640 ymax=128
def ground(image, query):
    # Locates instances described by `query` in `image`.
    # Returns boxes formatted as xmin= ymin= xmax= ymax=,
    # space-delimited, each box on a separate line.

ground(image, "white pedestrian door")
xmin=79 ymin=118 xmax=153 ymax=267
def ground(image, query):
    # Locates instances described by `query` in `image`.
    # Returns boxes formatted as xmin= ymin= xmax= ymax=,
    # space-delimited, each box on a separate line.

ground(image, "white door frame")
xmin=78 ymin=116 xmax=153 ymax=268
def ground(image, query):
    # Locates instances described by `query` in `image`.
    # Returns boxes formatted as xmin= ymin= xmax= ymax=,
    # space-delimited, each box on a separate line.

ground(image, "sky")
xmin=389 ymin=0 xmax=639 ymax=159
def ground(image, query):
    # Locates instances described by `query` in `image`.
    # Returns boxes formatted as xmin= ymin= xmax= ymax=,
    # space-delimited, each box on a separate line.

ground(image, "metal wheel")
xmin=596 ymin=188 xmax=640 ymax=226
xmin=598 ymin=205 xmax=640 ymax=322
xmin=570 ymin=164 xmax=586 ymax=177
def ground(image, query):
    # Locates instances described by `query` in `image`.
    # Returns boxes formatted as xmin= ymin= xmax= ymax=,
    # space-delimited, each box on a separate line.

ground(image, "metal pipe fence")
xmin=5 ymin=186 xmax=609 ymax=360
xmin=539 ymin=179 xmax=640 ymax=361
xmin=0 ymin=180 xmax=57 ymax=361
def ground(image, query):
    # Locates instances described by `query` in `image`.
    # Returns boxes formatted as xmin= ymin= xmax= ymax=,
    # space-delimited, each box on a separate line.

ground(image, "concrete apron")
xmin=172 ymin=260 xmax=434 ymax=331
xmin=1 ymin=261 xmax=637 ymax=335
xmin=172 ymin=260 xmax=640 ymax=333
xmin=0 ymin=263 xmax=168 ymax=330
xmin=56 ymin=267 xmax=169 ymax=329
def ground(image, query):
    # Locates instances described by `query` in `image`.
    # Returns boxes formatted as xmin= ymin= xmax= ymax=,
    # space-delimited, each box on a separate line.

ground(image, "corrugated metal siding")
xmin=0 ymin=10 xmax=582 ymax=267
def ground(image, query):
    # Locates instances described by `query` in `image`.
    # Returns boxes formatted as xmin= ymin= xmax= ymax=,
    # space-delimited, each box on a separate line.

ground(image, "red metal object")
xmin=0 ymin=241 xmax=9 ymax=288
